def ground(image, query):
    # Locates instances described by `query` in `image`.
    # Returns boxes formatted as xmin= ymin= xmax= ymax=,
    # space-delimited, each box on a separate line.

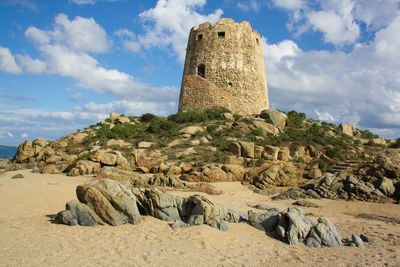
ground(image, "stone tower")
xmin=178 ymin=18 xmax=269 ymax=115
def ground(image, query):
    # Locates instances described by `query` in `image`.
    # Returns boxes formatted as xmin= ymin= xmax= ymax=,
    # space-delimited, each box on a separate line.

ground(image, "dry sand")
xmin=0 ymin=169 xmax=399 ymax=266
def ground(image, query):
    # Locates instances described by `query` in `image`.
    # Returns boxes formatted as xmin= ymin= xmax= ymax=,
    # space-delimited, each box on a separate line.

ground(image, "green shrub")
xmin=180 ymin=139 xmax=192 ymax=147
xmin=255 ymin=159 xmax=265 ymax=167
xmin=215 ymin=151 xmax=224 ymax=162
xmin=204 ymin=106 xmax=231 ymax=120
xmin=161 ymin=129 xmax=180 ymax=137
xmin=212 ymin=137 xmax=233 ymax=151
xmin=147 ymin=119 xmax=178 ymax=133
xmin=287 ymin=110 xmax=306 ymax=129
xmin=96 ymin=123 xmax=138 ymax=140
xmin=359 ymin=129 xmax=378 ymax=139
xmin=233 ymin=114 xmax=241 ymax=121
xmin=110 ymin=144 xmax=120 ymax=150
xmin=168 ymin=106 xmax=231 ymax=124
xmin=82 ymin=134 xmax=96 ymax=144
xmin=252 ymin=128 xmax=263 ymax=136
xmin=128 ymin=116 xmax=137 ymax=122
xmin=159 ymin=138 xmax=168 ymax=147
xmin=206 ymin=124 xmax=219 ymax=133
xmin=105 ymin=118 xmax=112 ymax=123
xmin=139 ymin=113 xmax=158 ymax=122
xmin=325 ymin=144 xmax=343 ymax=159
xmin=78 ymin=152 xmax=90 ymax=161
xmin=307 ymin=123 xmax=322 ymax=136
xmin=264 ymin=116 xmax=273 ymax=124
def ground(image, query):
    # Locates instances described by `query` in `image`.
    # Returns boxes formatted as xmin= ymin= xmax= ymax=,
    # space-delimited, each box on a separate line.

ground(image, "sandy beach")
xmin=1 ymin=169 xmax=399 ymax=266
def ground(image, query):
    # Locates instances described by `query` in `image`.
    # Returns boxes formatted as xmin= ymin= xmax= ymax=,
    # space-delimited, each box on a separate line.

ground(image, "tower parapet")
xmin=178 ymin=18 xmax=269 ymax=115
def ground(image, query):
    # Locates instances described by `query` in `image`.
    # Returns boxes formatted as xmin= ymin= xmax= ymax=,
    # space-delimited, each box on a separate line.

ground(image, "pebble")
xmin=11 ymin=173 xmax=24 ymax=179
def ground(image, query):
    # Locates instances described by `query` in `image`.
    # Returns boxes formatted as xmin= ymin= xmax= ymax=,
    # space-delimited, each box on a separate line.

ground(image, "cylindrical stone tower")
xmin=178 ymin=18 xmax=269 ymax=115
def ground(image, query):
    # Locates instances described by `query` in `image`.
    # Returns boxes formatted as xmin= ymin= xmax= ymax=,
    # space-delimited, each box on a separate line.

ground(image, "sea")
xmin=0 ymin=147 xmax=18 ymax=159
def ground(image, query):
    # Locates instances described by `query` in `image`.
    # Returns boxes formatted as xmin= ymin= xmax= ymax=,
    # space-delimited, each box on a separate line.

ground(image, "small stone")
xmin=138 ymin=141 xmax=153 ymax=149
xmin=11 ymin=174 xmax=24 ymax=179
xmin=292 ymin=200 xmax=320 ymax=208
xmin=250 ymin=204 xmax=271 ymax=210
xmin=170 ymin=220 xmax=190 ymax=229
xmin=360 ymin=234 xmax=377 ymax=242
xmin=351 ymin=234 xmax=365 ymax=248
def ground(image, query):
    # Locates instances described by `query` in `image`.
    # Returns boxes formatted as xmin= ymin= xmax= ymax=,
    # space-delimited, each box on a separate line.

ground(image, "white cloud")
xmin=19 ymin=13 xmax=179 ymax=103
xmin=25 ymin=27 xmax=50 ymax=44
xmin=122 ymin=40 xmax=141 ymax=53
xmin=270 ymin=0 xmax=399 ymax=47
xmin=271 ymin=0 xmax=305 ymax=10
xmin=353 ymin=0 xmax=400 ymax=30
xmin=15 ymin=54 xmax=46 ymax=74
xmin=138 ymin=0 xmax=223 ymax=61
xmin=21 ymin=133 xmax=28 ymax=138
xmin=262 ymin=13 xmax=400 ymax=138
xmin=7 ymin=132 xmax=13 ymax=137
xmin=373 ymin=14 xmax=400 ymax=60
xmin=0 ymin=47 xmax=23 ymax=74
xmin=114 ymin=28 xmax=135 ymax=38
xmin=237 ymin=1 xmax=261 ymax=12
xmin=114 ymin=29 xmax=141 ymax=53
xmin=307 ymin=10 xmax=360 ymax=45
xmin=58 ymin=13 xmax=111 ymax=53
xmin=26 ymin=13 xmax=111 ymax=53
xmin=72 ymin=92 xmax=83 ymax=102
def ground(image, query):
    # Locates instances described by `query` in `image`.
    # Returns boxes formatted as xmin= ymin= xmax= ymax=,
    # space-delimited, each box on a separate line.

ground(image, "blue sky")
xmin=1 ymin=0 xmax=400 ymax=146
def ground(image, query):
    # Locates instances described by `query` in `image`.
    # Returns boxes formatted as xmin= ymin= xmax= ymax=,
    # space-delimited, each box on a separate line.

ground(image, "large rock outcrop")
xmin=273 ymin=173 xmax=391 ymax=203
xmin=57 ymin=179 xmax=244 ymax=231
xmin=248 ymin=207 xmax=342 ymax=248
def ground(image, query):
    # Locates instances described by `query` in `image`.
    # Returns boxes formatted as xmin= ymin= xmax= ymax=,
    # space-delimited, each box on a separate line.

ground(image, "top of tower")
xmin=191 ymin=18 xmax=260 ymax=38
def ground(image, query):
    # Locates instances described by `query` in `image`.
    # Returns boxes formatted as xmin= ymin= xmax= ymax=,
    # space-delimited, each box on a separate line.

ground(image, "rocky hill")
xmin=3 ymin=107 xmax=400 ymax=203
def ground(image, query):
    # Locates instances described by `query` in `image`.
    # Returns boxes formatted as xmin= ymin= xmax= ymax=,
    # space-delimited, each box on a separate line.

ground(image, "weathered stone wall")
xmin=180 ymin=75 xmax=259 ymax=115
xmin=179 ymin=18 xmax=269 ymax=115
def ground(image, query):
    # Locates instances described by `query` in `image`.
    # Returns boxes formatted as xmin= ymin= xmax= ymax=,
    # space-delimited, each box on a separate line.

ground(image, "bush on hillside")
xmin=139 ymin=113 xmax=159 ymax=122
xmin=167 ymin=106 xmax=231 ymax=124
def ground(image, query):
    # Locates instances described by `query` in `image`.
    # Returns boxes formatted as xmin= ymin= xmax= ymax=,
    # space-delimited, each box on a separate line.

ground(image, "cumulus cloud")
xmin=7 ymin=132 xmax=13 ymax=137
xmin=0 ymin=47 xmax=23 ymax=74
xmin=237 ymin=1 xmax=261 ymax=12
xmin=26 ymin=13 xmax=111 ymax=53
xmin=15 ymin=54 xmax=46 ymax=74
xmin=262 ymin=13 xmax=400 ymax=138
xmin=138 ymin=0 xmax=223 ymax=61
xmin=21 ymin=133 xmax=28 ymax=138
xmin=270 ymin=0 xmax=399 ymax=47
xmin=307 ymin=9 xmax=360 ymax=45
xmin=114 ymin=29 xmax=141 ymax=53
xmin=353 ymin=0 xmax=400 ymax=30
xmin=270 ymin=0 xmax=305 ymax=10
xmin=18 ymin=13 xmax=178 ymax=102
